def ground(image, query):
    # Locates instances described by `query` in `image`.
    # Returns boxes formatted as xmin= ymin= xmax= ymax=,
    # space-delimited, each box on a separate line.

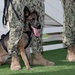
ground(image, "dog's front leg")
xmin=18 ymin=34 xmax=31 ymax=70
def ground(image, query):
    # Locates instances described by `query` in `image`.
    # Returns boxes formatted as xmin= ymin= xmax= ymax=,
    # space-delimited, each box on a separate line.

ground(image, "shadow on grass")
xmin=10 ymin=69 xmax=75 ymax=75
xmin=0 ymin=63 xmax=10 ymax=69
xmin=41 ymin=48 xmax=75 ymax=66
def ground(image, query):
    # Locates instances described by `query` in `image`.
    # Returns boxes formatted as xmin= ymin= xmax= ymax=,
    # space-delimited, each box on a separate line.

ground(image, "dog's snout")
xmin=36 ymin=23 xmax=41 ymax=29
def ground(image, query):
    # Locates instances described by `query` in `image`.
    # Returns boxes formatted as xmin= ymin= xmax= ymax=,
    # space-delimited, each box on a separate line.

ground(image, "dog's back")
xmin=0 ymin=32 xmax=9 ymax=52
xmin=0 ymin=32 xmax=10 ymax=65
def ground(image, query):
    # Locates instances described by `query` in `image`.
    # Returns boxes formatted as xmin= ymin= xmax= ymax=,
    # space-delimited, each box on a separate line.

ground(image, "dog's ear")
xmin=32 ymin=10 xmax=39 ymax=20
xmin=32 ymin=10 xmax=38 ymax=16
xmin=24 ymin=6 xmax=30 ymax=18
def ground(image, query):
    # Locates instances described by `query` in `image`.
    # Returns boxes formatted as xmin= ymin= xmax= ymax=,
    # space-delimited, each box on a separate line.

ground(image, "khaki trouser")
xmin=62 ymin=0 xmax=75 ymax=46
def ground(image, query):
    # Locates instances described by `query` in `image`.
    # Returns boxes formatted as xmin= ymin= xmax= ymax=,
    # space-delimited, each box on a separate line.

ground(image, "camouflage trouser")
xmin=62 ymin=0 xmax=75 ymax=46
xmin=8 ymin=0 xmax=45 ymax=55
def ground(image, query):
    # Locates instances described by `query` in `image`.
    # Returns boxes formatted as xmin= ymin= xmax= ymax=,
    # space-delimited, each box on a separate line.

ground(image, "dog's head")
xmin=24 ymin=6 xmax=41 ymax=37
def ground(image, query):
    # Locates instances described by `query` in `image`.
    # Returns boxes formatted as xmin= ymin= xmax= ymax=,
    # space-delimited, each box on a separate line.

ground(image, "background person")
xmin=62 ymin=0 xmax=75 ymax=61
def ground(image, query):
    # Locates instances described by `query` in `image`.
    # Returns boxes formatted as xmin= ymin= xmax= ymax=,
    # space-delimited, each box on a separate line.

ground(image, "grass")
xmin=42 ymin=34 xmax=62 ymax=45
xmin=42 ymin=34 xmax=50 ymax=38
xmin=43 ymin=40 xmax=62 ymax=45
xmin=1 ymin=48 xmax=75 ymax=75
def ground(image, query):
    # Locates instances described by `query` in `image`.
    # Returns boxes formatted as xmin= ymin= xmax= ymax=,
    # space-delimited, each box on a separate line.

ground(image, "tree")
xmin=62 ymin=0 xmax=75 ymax=61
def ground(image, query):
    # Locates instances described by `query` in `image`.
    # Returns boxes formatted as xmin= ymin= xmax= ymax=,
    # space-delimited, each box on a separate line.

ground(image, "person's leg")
xmin=30 ymin=0 xmax=54 ymax=66
xmin=62 ymin=0 xmax=75 ymax=61
xmin=7 ymin=1 xmax=24 ymax=70
xmin=8 ymin=0 xmax=31 ymax=70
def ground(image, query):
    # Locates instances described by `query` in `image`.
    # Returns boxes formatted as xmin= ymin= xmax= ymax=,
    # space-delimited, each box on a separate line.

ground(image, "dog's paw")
xmin=26 ymin=66 xmax=31 ymax=70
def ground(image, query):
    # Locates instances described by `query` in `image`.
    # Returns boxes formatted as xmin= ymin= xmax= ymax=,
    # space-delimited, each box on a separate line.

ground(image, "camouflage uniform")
xmin=8 ymin=0 xmax=45 ymax=54
xmin=62 ymin=0 xmax=75 ymax=46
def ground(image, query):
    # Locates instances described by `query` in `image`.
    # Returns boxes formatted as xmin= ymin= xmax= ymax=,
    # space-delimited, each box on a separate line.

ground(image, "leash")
xmin=10 ymin=0 xmax=24 ymax=22
xmin=2 ymin=0 xmax=23 ymax=24
xmin=2 ymin=0 xmax=10 ymax=25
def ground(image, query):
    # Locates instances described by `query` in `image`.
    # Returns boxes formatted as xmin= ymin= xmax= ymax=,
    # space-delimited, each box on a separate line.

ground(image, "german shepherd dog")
xmin=0 ymin=6 xmax=40 ymax=70
xmin=18 ymin=6 xmax=40 ymax=70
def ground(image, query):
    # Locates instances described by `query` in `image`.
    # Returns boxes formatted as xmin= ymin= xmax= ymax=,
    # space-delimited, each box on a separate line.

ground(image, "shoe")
xmin=10 ymin=55 xmax=21 ymax=70
xmin=33 ymin=53 xmax=54 ymax=66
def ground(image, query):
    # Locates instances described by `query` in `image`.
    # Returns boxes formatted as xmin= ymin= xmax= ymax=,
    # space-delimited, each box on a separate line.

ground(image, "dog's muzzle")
xmin=34 ymin=23 xmax=41 ymax=29
xmin=29 ymin=19 xmax=41 ymax=29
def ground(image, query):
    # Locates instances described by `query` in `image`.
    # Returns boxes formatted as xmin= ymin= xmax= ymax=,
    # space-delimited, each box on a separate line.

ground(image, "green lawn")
xmin=0 ymin=48 xmax=75 ymax=75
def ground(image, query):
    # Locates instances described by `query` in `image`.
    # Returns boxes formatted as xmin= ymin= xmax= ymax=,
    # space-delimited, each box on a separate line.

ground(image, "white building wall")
xmin=45 ymin=0 xmax=64 ymax=25
xmin=0 ymin=1 xmax=10 ymax=37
